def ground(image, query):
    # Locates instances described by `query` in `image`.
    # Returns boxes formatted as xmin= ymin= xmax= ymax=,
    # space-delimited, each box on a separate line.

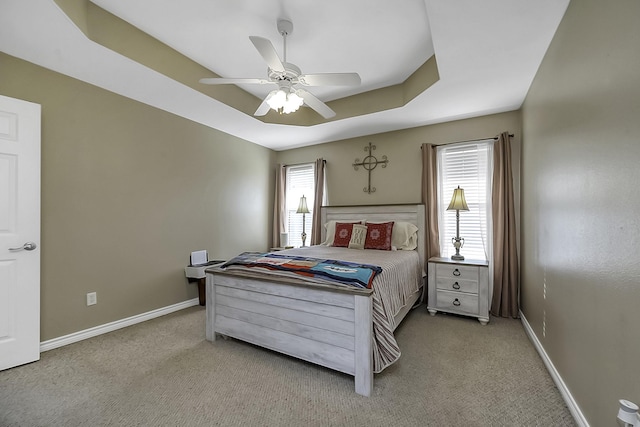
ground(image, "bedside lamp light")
xmin=296 ymin=195 xmax=310 ymax=247
xmin=447 ymin=186 xmax=469 ymax=261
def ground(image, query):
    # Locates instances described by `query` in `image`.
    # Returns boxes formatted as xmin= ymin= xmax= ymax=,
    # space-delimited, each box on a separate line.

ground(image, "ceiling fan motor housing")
xmin=268 ymin=62 xmax=301 ymax=82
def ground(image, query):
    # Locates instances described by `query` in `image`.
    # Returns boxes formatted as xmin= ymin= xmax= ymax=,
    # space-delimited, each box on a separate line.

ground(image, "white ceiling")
xmin=0 ymin=0 xmax=569 ymax=151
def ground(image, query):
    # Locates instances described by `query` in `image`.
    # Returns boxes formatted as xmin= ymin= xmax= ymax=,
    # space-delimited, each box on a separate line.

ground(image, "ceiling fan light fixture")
xmin=284 ymin=91 xmax=304 ymax=114
xmin=266 ymin=88 xmax=304 ymax=114
xmin=266 ymin=89 xmax=286 ymax=110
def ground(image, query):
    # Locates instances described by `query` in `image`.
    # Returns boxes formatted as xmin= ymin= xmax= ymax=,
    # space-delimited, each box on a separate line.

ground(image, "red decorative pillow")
xmin=332 ymin=222 xmax=356 ymax=247
xmin=364 ymin=221 xmax=394 ymax=250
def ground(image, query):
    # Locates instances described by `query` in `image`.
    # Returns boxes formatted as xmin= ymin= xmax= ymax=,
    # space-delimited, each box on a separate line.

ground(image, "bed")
xmin=205 ymin=204 xmax=425 ymax=396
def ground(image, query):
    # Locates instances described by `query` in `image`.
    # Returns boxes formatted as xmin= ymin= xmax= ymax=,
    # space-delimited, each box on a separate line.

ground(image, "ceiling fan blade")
xmin=249 ymin=36 xmax=285 ymax=73
xmin=297 ymin=89 xmax=336 ymax=119
xmin=298 ymin=73 xmax=361 ymax=87
xmin=254 ymin=97 xmax=271 ymax=116
xmin=199 ymin=78 xmax=272 ymax=85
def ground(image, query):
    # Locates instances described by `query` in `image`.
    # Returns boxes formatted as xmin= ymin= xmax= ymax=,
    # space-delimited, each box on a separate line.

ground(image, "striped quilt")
xmin=221 ymin=252 xmax=382 ymax=289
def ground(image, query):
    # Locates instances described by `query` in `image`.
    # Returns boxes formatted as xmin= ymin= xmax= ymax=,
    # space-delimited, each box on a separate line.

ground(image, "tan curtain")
xmin=421 ymin=144 xmax=440 ymax=260
xmin=272 ymin=164 xmax=286 ymax=248
xmin=310 ymin=158 xmax=325 ymax=245
xmin=491 ymin=132 xmax=520 ymax=318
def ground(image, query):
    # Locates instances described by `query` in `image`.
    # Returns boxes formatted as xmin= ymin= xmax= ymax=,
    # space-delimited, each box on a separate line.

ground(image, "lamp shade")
xmin=617 ymin=400 xmax=639 ymax=426
xmin=447 ymin=186 xmax=469 ymax=211
xmin=296 ymin=195 xmax=310 ymax=214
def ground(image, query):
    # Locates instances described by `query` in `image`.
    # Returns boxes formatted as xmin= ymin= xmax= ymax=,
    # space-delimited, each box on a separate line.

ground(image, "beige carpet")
xmin=0 ymin=306 xmax=576 ymax=426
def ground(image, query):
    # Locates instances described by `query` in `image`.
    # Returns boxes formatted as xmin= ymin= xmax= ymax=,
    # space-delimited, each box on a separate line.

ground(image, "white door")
xmin=0 ymin=95 xmax=41 ymax=370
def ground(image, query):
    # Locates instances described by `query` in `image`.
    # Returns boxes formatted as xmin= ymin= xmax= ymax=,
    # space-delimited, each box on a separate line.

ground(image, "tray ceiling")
xmin=0 ymin=0 xmax=569 ymax=150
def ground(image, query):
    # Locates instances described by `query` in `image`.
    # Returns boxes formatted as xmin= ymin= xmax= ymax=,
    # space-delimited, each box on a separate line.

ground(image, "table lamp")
xmin=296 ymin=195 xmax=310 ymax=247
xmin=447 ymin=186 xmax=469 ymax=260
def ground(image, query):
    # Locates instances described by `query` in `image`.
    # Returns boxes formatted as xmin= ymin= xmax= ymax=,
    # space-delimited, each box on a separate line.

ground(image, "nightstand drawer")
xmin=435 ymin=264 xmax=479 ymax=281
xmin=436 ymin=278 xmax=478 ymax=294
xmin=435 ymin=290 xmax=479 ymax=315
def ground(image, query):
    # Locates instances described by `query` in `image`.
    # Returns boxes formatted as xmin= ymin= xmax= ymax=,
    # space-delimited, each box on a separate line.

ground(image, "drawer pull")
xmin=453 ymin=298 xmax=461 ymax=306
xmin=453 ymin=269 xmax=461 ymax=277
xmin=452 ymin=282 xmax=460 ymax=290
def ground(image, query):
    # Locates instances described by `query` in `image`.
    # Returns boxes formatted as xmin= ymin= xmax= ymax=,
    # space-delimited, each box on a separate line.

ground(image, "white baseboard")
xmin=40 ymin=298 xmax=200 ymax=352
xmin=520 ymin=311 xmax=590 ymax=427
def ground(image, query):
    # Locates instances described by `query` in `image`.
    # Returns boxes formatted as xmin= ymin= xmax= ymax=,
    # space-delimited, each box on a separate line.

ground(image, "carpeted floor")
xmin=0 ymin=305 xmax=576 ymax=426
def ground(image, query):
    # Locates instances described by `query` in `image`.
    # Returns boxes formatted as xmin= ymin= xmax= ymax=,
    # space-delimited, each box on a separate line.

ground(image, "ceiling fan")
xmin=199 ymin=19 xmax=361 ymax=119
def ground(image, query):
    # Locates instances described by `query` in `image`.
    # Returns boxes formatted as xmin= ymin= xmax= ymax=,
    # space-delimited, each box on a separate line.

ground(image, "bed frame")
xmin=205 ymin=204 xmax=425 ymax=396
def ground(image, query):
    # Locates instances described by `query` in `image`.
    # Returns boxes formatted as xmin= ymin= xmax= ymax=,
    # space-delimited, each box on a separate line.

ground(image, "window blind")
xmin=285 ymin=163 xmax=315 ymax=247
xmin=437 ymin=141 xmax=493 ymax=261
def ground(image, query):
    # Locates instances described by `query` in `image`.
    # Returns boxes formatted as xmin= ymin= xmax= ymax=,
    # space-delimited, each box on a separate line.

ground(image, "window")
xmin=437 ymin=141 xmax=493 ymax=260
xmin=285 ymin=163 xmax=315 ymax=247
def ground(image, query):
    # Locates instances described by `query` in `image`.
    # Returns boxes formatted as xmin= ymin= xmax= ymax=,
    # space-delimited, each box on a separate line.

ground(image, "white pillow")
xmin=402 ymin=231 xmax=419 ymax=251
xmin=321 ymin=220 xmax=364 ymax=246
xmin=392 ymin=221 xmax=419 ymax=250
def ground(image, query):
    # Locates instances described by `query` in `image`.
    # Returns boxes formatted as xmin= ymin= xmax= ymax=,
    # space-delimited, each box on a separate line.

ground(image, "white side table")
xmin=185 ymin=260 xmax=225 ymax=305
xmin=427 ymin=257 xmax=490 ymax=325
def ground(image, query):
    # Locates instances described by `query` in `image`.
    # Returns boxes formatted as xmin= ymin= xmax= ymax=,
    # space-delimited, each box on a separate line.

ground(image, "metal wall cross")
xmin=352 ymin=142 xmax=389 ymax=194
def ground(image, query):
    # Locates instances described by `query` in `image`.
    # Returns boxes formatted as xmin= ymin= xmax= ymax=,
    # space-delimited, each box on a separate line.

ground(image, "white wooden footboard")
xmin=206 ymin=271 xmax=374 ymax=396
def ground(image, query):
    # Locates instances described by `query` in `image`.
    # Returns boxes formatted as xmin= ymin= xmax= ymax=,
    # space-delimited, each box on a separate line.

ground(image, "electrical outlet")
xmin=86 ymin=292 xmax=97 ymax=306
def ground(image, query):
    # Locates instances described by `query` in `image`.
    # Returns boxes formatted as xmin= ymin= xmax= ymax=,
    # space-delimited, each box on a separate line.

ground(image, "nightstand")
xmin=427 ymin=257 xmax=490 ymax=325
xmin=185 ymin=260 xmax=225 ymax=305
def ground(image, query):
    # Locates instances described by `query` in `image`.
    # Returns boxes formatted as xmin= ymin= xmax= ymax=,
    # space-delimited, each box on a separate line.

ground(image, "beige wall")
xmin=0 ymin=53 xmax=276 ymax=341
xmin=276 ymin=111 xmax=521 ymax=209
xmin=521 ymin=0 xmax=640 ymax=425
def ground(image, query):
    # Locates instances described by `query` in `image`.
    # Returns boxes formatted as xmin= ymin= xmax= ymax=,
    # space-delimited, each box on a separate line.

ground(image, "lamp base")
xmin=451 ymin=236 xmax=465 ymax=261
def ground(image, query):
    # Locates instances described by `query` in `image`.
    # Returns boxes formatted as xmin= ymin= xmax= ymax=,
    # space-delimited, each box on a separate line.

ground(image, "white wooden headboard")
xmin=320 ymin=204 xmax=426 ymax=267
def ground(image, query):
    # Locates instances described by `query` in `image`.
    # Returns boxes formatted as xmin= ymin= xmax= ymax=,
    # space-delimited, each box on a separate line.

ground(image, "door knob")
xmin=9 ymin=242 xmax=37 ymax=252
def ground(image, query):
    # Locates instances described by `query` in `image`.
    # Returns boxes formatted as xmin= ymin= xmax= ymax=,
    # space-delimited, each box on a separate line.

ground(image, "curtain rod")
xmin=283 ymin=159 xmax=326 ymax=167
xmin=421 ymin=133 xmax=514 ymax=148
